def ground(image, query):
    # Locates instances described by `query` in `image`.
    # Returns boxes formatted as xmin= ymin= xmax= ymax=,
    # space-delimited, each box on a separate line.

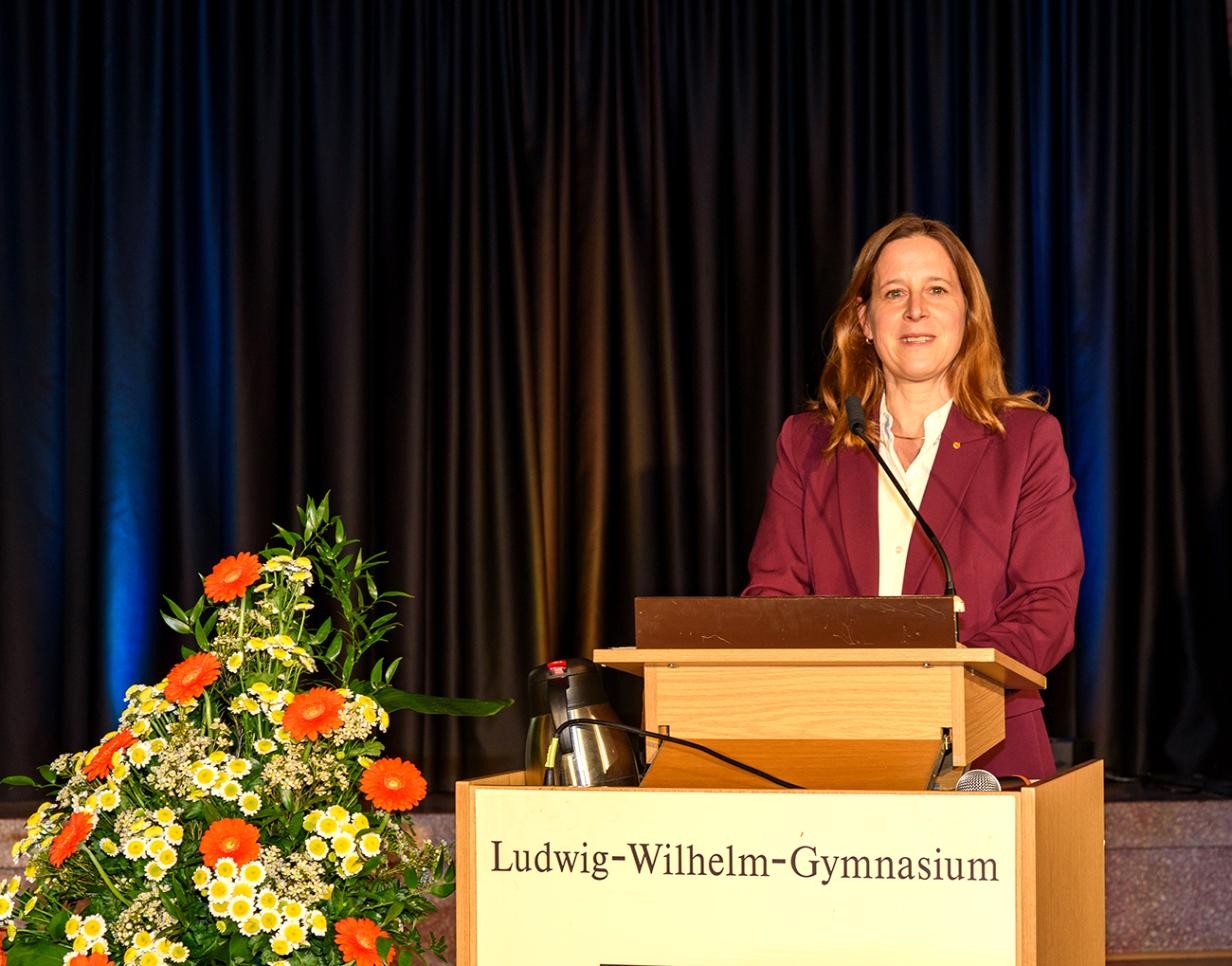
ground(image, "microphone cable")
xmin=541 ymin=717 xmax=803 ymax=790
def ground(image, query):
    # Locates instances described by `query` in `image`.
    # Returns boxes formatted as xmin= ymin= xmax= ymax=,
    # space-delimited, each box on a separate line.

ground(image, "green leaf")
xmin=384 ymin=657 xmax=403 ymax=684
xmin=37 ymin=764 xmax=57 ymax=783
xmin=48 ymin=908 xmax=70 ymax=939
xmin=369 ymin=658 xmax=385 ymax=688
xmin=325 ymin=632 xmax=344 ymax=662
xmin=161 ymin=612 xmax=193 ymax=635
xmin=397 ymin=951 xmax=415 ymax=966
xmin=163 ymin=595 xmax=191 ymax=623
xmin=228 ymin=931 xmax=252 ymax=959
xmin=370 ymin=613 xmax=399 ymax=631
xmin=374 ymin=687 xmax=513 ymax=717
xmin=6 ymin=940 xmax=72 ymax=966
xmin=310 ymin=616 xmax=333 ymax=645
xmin=1 ymin=774 xmax=37 ymax=786
xmin=195 ymin=608 xmax=219 ymax=649
xmin=427 ymin=879 xmax=456 ymax=898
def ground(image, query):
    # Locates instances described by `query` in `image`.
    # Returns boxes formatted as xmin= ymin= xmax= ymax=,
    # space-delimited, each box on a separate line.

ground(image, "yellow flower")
xmin=358 ymin=833 xmax=381 ymax=857
xmin=304 ymin=836 xmax=328 ymax=861
xmin=192 ymin=765 xmax=219 ymax=789
xmin=228 ymin=896 xmax=254 ymax=921
xmin=214 ymin=857 xmax=238 ymax=880
xmin=332 ymin=833 xmax=355 ymax=858
xmin=315 ymin=815 xmax=339 ymax=838
xmin=238 ymin=792 xmax=261 ymax=816
xmin=154 ymin=807 xmax=176 ymax=825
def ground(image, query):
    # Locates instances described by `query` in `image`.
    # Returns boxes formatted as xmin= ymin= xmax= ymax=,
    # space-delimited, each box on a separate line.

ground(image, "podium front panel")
xmin=459 ymin=777 xmax=1020 ymax=965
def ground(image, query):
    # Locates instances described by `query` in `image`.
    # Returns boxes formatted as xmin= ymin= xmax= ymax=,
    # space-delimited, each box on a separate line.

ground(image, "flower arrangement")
xmin=1 ymin=496 xmax=509 ymax=966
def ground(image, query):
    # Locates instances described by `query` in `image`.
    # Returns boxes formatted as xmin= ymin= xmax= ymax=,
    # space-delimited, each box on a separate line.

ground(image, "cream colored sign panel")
xmin=473 ymin=786 xmax=1017 ymax=965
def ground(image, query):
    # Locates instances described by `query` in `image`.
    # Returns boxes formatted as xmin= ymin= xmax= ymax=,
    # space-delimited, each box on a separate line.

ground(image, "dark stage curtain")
xmin=1 ymin=1 xmax=1230 ymax=794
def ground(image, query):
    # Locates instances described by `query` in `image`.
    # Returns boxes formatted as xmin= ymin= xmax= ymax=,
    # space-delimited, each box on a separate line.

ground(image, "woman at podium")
xmin=743 ymin=214 xmax=1084 ymax=780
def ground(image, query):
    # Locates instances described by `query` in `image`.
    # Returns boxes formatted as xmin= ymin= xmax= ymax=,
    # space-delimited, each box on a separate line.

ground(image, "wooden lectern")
xmin=596 ymin=596 xmax=1043 ymax=791
xmin=455 ymin=597 xmax=1105 ymax=964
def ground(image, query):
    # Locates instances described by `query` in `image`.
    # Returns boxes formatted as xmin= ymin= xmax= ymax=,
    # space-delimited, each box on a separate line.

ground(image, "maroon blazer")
xmin=743 ymin=406 xmax=1084 ymax=778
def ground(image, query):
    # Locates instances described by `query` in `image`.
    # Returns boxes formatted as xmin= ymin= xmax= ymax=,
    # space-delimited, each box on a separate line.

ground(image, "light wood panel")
xmin=952 ymin=666 xmax=1006 ymax=765
xmin=646 ymin=664 xmax=953 ymax=740
xmin=594 ymin=645 xmax=1046 ymax=691
xmin=639 ymin=737 xmax=943 ymax=790
xmin=1028 ymin=760 xmax=1106 ymax=964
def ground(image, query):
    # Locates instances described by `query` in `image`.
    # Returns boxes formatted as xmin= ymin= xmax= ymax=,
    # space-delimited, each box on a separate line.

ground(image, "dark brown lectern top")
xmin=634 ymin=595 xmax=958 ymax=649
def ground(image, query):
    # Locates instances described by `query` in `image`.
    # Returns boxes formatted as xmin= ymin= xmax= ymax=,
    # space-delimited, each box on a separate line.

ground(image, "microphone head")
xmin=955 ymin=769 xmax=1002 ymax=792
xmin=844 ymin=396 xmax=867 ymax=436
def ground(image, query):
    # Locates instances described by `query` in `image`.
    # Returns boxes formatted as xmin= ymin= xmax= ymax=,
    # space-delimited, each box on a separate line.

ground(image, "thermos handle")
xmin=546 ymin=668 xmax=573 ymax=756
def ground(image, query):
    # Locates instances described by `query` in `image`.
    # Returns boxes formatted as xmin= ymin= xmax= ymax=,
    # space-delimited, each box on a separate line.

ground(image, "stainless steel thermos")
xmin=524 ymin=657 xmax=639 ymax=787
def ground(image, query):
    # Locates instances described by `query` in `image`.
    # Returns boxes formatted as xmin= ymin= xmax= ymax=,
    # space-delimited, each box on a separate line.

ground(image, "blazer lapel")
xmin=902 ymin=408 xmax=992 ymax=595
xmin=836 ymin=440 xmax=880 ymax=595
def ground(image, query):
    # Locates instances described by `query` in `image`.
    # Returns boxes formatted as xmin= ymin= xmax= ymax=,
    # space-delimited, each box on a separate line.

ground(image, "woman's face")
xmin=858 ymin=235 xmax=967 ymax=399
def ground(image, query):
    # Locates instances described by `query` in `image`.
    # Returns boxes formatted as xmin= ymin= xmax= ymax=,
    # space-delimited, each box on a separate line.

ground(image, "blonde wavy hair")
xmin=813 ymin=213 xmax=1045 ymax=452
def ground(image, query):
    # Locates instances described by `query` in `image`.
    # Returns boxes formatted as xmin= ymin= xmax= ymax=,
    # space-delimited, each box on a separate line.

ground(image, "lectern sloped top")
xmin=634 ymin=594 xmax=959 ymax=649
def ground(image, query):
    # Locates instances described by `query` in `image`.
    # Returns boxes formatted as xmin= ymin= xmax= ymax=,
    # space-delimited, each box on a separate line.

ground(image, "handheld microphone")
xmin=844 ymin=396 xmax=957 ymax=597
xmin=954 ymin=769 xmax=1033 ymax=792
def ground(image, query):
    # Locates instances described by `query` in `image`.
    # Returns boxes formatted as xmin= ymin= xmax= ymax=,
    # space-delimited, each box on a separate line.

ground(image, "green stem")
xmin=84 ymin=846 xmax=129 ymax=905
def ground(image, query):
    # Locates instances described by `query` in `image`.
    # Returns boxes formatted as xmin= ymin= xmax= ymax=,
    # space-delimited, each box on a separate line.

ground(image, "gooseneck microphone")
xmin=844 ymin=395 xmax=957 ymax=597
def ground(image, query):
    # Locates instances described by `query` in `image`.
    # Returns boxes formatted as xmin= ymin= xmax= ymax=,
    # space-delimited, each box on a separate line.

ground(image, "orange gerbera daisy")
xmin=83 ymin=729 xmax=137 ymax=781
xmin=334 ymin=917 xmax=394 ymax=966
xmin=282 ymin=688 xmax=346 ymax=741
xmin=163 ymin=651 xmax=222 ymax=704
xmin=66 ymin=955 xmax=115 ymax=966
xmin=198 ymin=818 xmax=260 ymax=868
xmin=203 ymin=551 xmax=262 ymax=602
xmin=360 ymin=757 xmax=428 ymax=812
xmin=48 ymin=810 xmax=95 ymax=867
